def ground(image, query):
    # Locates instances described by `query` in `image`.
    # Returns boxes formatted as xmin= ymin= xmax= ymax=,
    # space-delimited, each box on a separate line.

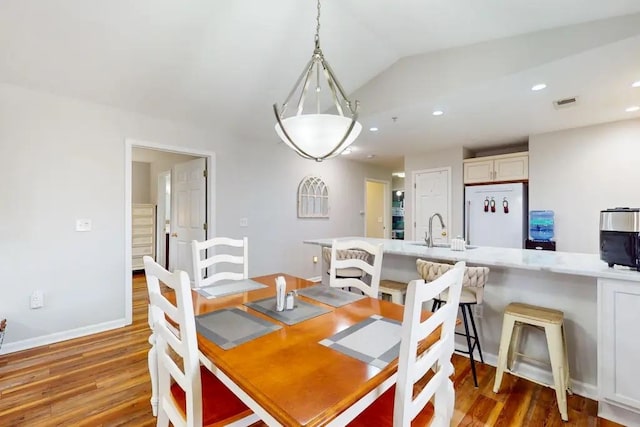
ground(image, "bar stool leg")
xmin=562 ymin=324 xmax=572 ymax=394
xmin=466 ymin=304 xmax=484 ymax=363
xmin=507 ymin=321 xmax=523 ymax=371
xmin=460 ymin=305 xmax=479 ymax=387
xmin=545 ymin=323 xmax=569 ymax=422
xmin=493 ymin=314 xmax=516 ymax=393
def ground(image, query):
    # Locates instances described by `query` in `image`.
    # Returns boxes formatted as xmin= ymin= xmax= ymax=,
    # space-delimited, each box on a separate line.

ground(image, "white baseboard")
xmin=478 ymin=351 xmax=597 ymax=400
xmin=0 ymin=318 xmax=127 ymax=355
xmin=598 ymin=401 xmax=640 ymax=426
xmin=306 ymin=276 xmax=322 ymax=283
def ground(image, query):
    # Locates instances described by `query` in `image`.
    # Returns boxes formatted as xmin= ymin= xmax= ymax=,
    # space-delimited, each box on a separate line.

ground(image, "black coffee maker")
xmin=600 ymin=207 xmax=640 ymax=270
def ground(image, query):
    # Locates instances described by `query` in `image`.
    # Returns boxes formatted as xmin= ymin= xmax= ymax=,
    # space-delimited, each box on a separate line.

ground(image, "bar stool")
xmin=322 ymin=246 xmax=369 ymax=279
xmin=378 ymin=279 xmax=408 ymax=304
xmin=416 ymin=259 xmax=489 ymax=387
xmin=493 ymin=303 xmax=571 ymax=421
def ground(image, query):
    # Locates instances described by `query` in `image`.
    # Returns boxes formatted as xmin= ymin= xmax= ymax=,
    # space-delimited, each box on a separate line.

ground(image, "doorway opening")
xmin=124 ymin=139 xmax=216 ymax=325
xmin=364 ymin=179 xmax=391 ymax=239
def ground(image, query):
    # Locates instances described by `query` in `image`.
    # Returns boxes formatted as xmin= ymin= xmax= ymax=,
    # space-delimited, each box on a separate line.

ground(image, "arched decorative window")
xmin=298 ymin=176 xmax=329 ymax=218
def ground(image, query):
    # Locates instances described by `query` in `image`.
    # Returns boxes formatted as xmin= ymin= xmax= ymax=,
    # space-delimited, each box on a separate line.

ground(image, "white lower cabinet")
xmin=598 ymin=278 xmax=640 ymax=425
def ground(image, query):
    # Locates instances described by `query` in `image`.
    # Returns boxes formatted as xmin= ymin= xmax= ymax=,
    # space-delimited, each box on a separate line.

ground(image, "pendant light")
xmin=273 ymin=0 xmax=362 ymax=162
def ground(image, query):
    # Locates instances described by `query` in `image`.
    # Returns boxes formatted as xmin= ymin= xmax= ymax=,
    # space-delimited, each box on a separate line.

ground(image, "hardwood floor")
xmin=0 ymin=274 xmax=623 ymax=426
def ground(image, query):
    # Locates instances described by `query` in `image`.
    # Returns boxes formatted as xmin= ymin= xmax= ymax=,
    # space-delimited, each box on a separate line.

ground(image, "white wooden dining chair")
xmin=191 ymin=237 xmax=248 ymax=289
xmin=329 ymin=239 xmax=383 ymax=299
xmin=347 ymin=261 xmax=466 ymax=427
xmin=143 ymin=256 xmax=257 ymax=427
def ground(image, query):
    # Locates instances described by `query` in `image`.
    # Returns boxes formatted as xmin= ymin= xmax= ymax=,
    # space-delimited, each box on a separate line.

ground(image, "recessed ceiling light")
xmin=369 ymin=127 xmax=379 ymax=132
xmin=626 ymin=106 xmax=640 ymax=113
xmin=432 ymin=110 xmax=444 ymax=116
xmin=632 ymin=80 xmax=640 ymax=88
xmin=531 ymin=83 xmax=547 ymax=91
xmin=341 ymin=148 xmax=352 ymax=155
xmin=366 ymin=154 xmax=376 ymax=159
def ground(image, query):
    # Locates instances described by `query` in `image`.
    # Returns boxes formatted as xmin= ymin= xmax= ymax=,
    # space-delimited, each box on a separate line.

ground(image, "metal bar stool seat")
xmin=493 ymin=302 xmax=571 ymax=421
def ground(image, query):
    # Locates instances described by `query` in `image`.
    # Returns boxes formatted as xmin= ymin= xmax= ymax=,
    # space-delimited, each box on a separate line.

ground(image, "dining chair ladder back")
xmin=191 ymin=237 xmax=248 ymax=289
xmin=143 ymin=256 xmax=255 ymax=427
xmin=329 ymin=240 xmax=384 ymax=298
xmin=348 ymin=261 xmax=466 ymax=427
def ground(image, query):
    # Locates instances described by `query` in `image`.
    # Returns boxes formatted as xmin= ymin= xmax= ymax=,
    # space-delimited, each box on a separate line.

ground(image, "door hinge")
xmin=414 ymin=183 xmax=416 ymax=189
xmin=203 ymin=223 xmax=208 ymax=231
xmin=203 ymin=169 xmax=208 ymax=178
xmin=414 ymin=222 xmax=417 ymax=227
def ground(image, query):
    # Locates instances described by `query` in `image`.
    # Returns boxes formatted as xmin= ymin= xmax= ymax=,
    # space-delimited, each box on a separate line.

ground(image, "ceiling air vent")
xmin=553 ymin=96 xmax=578 ymax=109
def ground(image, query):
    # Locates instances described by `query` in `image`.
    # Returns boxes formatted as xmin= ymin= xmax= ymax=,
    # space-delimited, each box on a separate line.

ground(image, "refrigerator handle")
xmin=465 ymin=200 xmax=471 ymax=245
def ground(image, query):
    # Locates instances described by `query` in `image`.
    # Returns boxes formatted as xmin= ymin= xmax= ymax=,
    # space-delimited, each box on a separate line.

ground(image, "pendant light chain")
xmin=315 ymin=0 xmax=321 ymax=47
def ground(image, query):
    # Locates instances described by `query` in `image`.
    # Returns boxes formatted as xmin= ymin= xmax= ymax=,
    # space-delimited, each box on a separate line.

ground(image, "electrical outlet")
xmin=239 ymin=218 xmax=248 ymax=227
xmin=474 ymin=304 xmax=483 ymax=319
xmin=75 ymin=219 xmax=92 ymax=232
xmin=30 ymin=290 xmax=44 ymax=309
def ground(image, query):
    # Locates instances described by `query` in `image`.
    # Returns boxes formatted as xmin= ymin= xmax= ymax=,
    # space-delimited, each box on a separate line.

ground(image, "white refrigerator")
xmin=464 ymin=183 xmax=527 ymax=248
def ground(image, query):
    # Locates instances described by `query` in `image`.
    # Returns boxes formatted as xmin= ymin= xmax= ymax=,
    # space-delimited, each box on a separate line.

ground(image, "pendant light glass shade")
xmin=274 ymin=114 xmax=362 ymax=160
xmin=273 ymin=0 xmax=361 ymax=162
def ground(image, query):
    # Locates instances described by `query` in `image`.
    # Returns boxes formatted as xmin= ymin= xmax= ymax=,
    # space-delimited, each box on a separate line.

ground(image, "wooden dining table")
xmin=190 ymin=273 xmax=439 ymax=427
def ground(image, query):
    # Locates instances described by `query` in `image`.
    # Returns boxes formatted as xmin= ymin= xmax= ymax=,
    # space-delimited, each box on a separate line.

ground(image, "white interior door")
xmin=169 ymin=158 xmax=206 ymax=278
xmin=155 ymin=171 xmax=170 ymax=269
xmin=413 ymin=168 xmax=451 ymax=243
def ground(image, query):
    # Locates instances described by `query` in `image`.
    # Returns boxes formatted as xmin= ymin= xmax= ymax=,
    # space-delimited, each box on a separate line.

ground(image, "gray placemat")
xmin=196 ymin=279 xmax=267 ymax=299
xmin=296 ymin=285 xmax=366 ymax=307
xmin=195 ymin=308 xmax=282 ymax=350
xmin=244 ymin=297 xmax=331 ymax=326
xmin=320 ymin=315 xmax=402 ymax=369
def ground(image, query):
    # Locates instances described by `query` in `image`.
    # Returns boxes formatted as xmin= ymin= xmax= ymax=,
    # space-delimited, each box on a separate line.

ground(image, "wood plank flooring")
xmin=0 ymin=274 xmax=623 ymax=426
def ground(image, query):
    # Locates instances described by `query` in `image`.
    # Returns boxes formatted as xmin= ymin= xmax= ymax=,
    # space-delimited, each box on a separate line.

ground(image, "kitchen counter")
xmin=304 ymin=237 xmax=640 ymax=282
xmin=304 ymin=237 xmax=640 ymax=424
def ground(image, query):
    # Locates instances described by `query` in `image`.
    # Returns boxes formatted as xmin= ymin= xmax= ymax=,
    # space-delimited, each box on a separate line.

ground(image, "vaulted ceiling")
xmin=1 ymin=1 xmax=640 ymax=169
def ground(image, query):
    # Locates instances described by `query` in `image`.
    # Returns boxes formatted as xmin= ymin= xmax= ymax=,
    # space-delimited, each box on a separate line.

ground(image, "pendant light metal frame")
xmin=273 ymin=0 xmax=361 ymax=162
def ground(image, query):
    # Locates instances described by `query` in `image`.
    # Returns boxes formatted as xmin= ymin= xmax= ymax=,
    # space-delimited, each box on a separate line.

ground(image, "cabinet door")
xmin=494 ymin=154 xmax=528 ymax=181
xmin=463 ymin=159 xmax=494 ymax=184
xmin=598 ymin=279 xmax=640 ymax=411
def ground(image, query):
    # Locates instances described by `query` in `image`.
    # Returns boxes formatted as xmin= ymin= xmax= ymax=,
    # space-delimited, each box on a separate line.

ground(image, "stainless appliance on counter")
xmin=600 ymin=207 xmax=640 ymax=270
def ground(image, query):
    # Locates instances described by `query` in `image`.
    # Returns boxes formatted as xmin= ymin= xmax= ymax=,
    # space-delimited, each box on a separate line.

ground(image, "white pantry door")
xmin=413 ymin=168 xmax=450 ymax=244
xmin=169 ymin=158 xmax=207 ymax=279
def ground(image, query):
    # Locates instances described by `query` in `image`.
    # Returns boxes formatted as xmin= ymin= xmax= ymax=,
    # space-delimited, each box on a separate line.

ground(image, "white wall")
xmin=404 ymin=147 xmax=465 ymax=240
xmin=0 ymin=82 xmax=391 ymax=352
xmin=131 ymin=148 xmax=198 ymax=205
xmin=131 ymin=161 xmax=151 ymax=204
xmin=529 ymin=118 xmax=640 ymax=253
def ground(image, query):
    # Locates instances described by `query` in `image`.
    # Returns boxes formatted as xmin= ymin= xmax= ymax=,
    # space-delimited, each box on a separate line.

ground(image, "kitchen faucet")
xmin=425 ymin=213 xmax=447 ymax=247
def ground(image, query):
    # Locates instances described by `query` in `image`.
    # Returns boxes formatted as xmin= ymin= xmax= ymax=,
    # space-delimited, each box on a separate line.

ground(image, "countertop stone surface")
xmin=304 ymin=237 xmax=640 ymax=282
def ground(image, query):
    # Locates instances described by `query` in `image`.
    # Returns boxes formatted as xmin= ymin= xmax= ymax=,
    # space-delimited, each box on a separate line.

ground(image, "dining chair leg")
xmin=466 ymin=304 xmax=484 ymax=363
xmin=147 ymin=306 xmax=159 ymax=417
xmin=461 ymin=306 xmax=479 ymax=387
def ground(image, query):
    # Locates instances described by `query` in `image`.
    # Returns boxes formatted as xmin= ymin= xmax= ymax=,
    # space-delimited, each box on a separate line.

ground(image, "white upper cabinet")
xmin=464 ymin=152 xmax=528 ymax=184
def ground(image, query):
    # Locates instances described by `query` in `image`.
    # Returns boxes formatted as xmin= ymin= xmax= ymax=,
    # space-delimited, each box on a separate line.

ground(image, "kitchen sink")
xmin=410 ymin=242 xmax=479 ymax=250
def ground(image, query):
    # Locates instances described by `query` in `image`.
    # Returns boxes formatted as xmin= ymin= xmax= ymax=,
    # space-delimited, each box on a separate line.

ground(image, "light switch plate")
xmin=76 ymin=219 xmax=92 ymax=232
xmin=239 ymin=218 xmax=248 ymax=227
